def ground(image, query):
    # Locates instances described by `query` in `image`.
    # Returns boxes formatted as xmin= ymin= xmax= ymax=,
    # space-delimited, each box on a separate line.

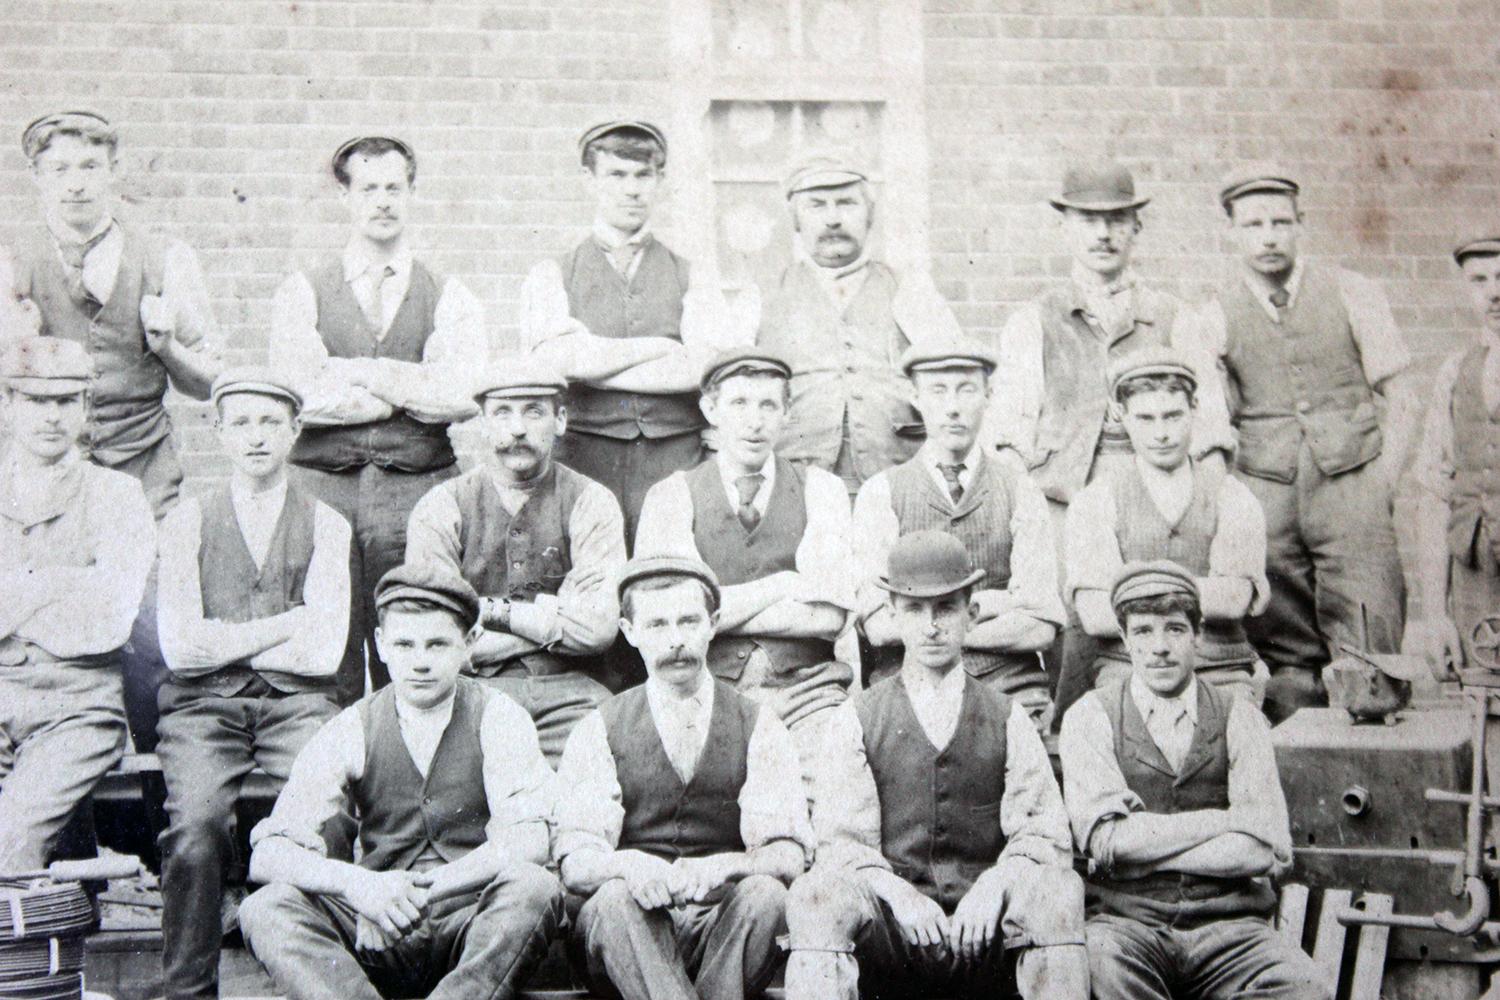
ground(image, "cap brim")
xmin=1049 ymin=196 xmax=1151 ymax=212
xmin=376 ymin=584 xmax=477 ymax=628
xmin=786 ymin=170 xmax=867 ymax=197
xmin=874 ymin=568 xmax=986 ymax=598
xmin=212 ymin=383 xmax=301 ymax=411
xmin=1219 ymin=181 xmax=1298 ymax=206
xmin=5 ymin=376 xmax=89 ymax=397
xmin=476 ymin=386 xmax=565 ymax=401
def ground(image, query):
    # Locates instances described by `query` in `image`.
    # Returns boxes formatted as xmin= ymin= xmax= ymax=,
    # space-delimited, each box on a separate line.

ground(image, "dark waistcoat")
xmin=1447 ymin=343 xmax=1500 ymax=571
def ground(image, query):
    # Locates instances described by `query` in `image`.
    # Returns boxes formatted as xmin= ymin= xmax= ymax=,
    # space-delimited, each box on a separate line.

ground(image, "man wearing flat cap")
xmin=404 ymin=357 xmax=626 ymax=765
xmin=1059 ymin=561 xmax=1329 ymax=1000
xmin=1200 ymin=163 xmax=1415 ymax=722
xmin=634 ymin=348 xmax=855 ymax=782
xmin=852 ymin=338 xmax=1064 ymax=731
xmin=521 ymin=120 xmax=741 ymax=546
xmin=785 ymin=530 xmax=1087 ymax=1000
xmin=0 ymin=337 xmax=156 ymax=875
xmin=554 ymin=555 xmax=811 ymax=1000
xmin=271 ymin=135 xmax=484 ymax=703
xmin=1061 ymin=348 xmax=1270 ymax=718
xmin=757 ymin=151 xmax=966 ymax=496
xmin=151 ymin=368 xmax=351 ymax=998
xmin=1405 ymin=236 xmax=1500 ymax=672
xmin=241 ymin=562 xmax=562 ymax=1000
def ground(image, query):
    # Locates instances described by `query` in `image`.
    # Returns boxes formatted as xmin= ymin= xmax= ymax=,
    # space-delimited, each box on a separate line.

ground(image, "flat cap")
xmin=1110 ymin=560 xmax=1201 ymax=612
xmin=210 ymin=366 xmax=302 ymax=413
xmin=1218 ymin=162 xmax=1299 ymax=211
xmin=617 ymin=555 xmax=721 ymax=610
xmin=330 ymin=135 xmax=414 ymax=180
xmin=472 ymin=356 xmax=568 ymax=403
xmin=899 ymin=337 xmax=998 ymax=378
xmin=1049 ymin=161 xmax=1149 ymax=212
xmin=375 ymin=562 xmax=481 ymax=632
xmin=700 ymin=348 xmax=792 ymax=394
xmin=22 ymin=110 xmax=115 ymax=160
xmin=876 ymin=529 xmax=985 ymax=598
xmin=1453 ymin=236 xmax=1500 ymax=265
xmin=578 ymin=120 xmax=667 ymax=163
xmin=1 ymin=338 xmax=93 ymax=395
xmin=784 ymin=152 xmax=867 ymax=199
xmin=1108 ymin=347 xmax=1198 ymax=400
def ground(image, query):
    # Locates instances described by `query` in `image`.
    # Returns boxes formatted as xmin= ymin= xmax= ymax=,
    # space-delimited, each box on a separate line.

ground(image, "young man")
xmin=758 ymin=153 xmax=964 ymax=496
xmin=1201 ymin=164 xmax=1415 ymax=721
xmin=634 ymin=349 xmax=854 ymax=776
xmin=154 ymin=368 xmax=351 ymax=999
xmin=0 ymin=337 xmax=156 ymax=873
xmin=238 ymin=563 xmax=562 ymax=1000
xmin=3 ymin=110 xmax=224 ymax=750
xmin=852 ymin=339 xmax=1063 ymax=731
xmin=404 ymin=358 xmax=626 ymax=765
xmin=554 ymin=556 xmax=811 ymax=1000
xmin=784 ymin=530 xmax=1087 ymax=1000
xmin=521 ymin=121 xmax=739 ymax=544
xmin=271 ymin=136 xmax=482 ymax=701
xmin=1059 ymin=561 xmax=1330 ymax=1000
xmin=1062 ymin=350 xmax=1269 ymax=716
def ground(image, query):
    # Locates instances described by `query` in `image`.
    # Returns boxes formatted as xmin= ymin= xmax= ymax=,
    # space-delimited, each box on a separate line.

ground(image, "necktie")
xmin=56 ymin=227 xmax=111 ymax=306
xmin=1268 ymin=286 xmax=1290 ymax=321
xmin=735 ymin=473 xmax=765 ymax=531
xmin=1166 ymin=704 xmax=1192 ymax=772
xmin=361 ymin=264 xmax=396 ymax=330
xmin=670 ymin=694 xmax=703 ymax=783
xmin=608 ymin=241 xmax=639 ymax=280
xmin=937 ymin=463 xmax=966 ymax=503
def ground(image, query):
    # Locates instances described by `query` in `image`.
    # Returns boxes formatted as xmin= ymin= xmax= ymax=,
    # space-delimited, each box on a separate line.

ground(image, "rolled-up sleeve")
xmin=1225 ymin=697 xmax=1293 ymax=868
xmin=632 ymin=472 xmax=697 ymax=560
xmin=1338 ymin=267 xmax=1411 ymax=388
xmin=542 ymin=482 xmax=626 ymax=655
xmin=552 ymin=710 xmax=624 ymax=862
xmin=250 ymin=707 xmax=363 ymax=855
xmin=520 ymin=258 xmax=581 ymax=350
xmin=479 ymin=691 xmax=556 ymax=865
xmin=997 ymin=700 xmax=1072 ymax=868
xmin=850 ymin=472 xmax=900 ymax=624
xmin=1006 ymin=465 xmax=1065 ymax=625
xmin=890 ymin=268 xmax=964 ymax=346
xmin=1058 ymin=692 xmax=1142 ymax=866
xmin=795 ymin=466 xmax=856 ymax=611
xmin=161 ymin=239 xmax=220 ymax=356
xmin=1165 ymin=293 xmax=1236 ymax=457
xmin=810 ymin=702 xmax=891 ymax=872
xmin=984 ymin=304 xmax=1044 ymax=457
xmin=269 ymin=271 xmax=394 ymax=427
xmin=253 ymin=502 xmax=352 ymax=677
xmin=1412 ymin=352 xmax=1463 ymax=504
xmin=1208 ymin=475 xmax=1271 ymax=616
xmin=1063 ymin=478 xmax=1122 ymax=602
xmin=740 ymin=710 xmax=814 ymax=863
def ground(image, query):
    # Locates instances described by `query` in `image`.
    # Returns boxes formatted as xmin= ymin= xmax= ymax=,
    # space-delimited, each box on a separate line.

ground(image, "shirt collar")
xmin=1129 ymin=672 xmax=1199 ymax=727
xmin=342 ymin=240 xmax=412 ymax=284
xmin=394 ymin=688 xmax=457 ymax=732
xmin=646 ymin=669 xmax=714 ymax=720
xmin=0 ymin=445 xmax=82 ymax=527
xmin=902 ymin=661 xmax=967 ymax=701
xmin=592 ymin=216 xmax=653 ymax=253
xmin=1241 ymin=257 xmax=1304 ymax=313
xmin=46 ymin=212 xmax=114 ymax=250
xmin=229 ymin=474 xmax=288 ymax=511
xmin=716 ymin=452 xmax=775 ymax=499
xmin=1068 ymin=262 xmax=1136 ymax=306
xmin=794 ymin=240 xmax=872 ymax=282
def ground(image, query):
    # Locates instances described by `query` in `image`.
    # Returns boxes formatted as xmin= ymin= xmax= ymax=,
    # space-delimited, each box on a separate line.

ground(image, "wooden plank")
xmin=1277 ymin=883 xmax=1311 ymax=950
xmin=1348 ymin=894 xmax=1393 ymax=1000
xmin=1311 ymin=888 xmax=1353 ymax=991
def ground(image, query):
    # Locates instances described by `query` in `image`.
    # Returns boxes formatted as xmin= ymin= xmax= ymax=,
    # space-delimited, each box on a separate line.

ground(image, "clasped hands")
xmin=348 ymin=868 xmax=435 ymax=953
xmin=616 ymin=850 xmax=738 ymax=910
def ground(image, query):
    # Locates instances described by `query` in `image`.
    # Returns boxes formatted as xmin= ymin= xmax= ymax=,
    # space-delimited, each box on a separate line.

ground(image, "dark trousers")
xmin=155 ymin=681 xmax=337 ymax=1000
xmin=291 ymin=462 xmax=457 ymax=701
xmin=239 ymin=863 xmax=563 ymax=1000
xmin=556 ymin=430 xmax=703 ymax=553
xmin=573 ymin=874 xmax=787 ymax=1000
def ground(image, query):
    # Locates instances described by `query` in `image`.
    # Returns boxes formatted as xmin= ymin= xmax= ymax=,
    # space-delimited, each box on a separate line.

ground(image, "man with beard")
xmin=1198 ymin=165 xmax=1415 ymax=722
xmin=634 ymin=349 xmax=854 ymax=783
xmin=271 ymin=136 xmax=482 ymax=702
xmin=758 ymin=153 xmax=965 ymax=496
xmin=554 ymin=556 xmax=811 ymax=1000
xmin=404 ymin=358 xmax=626 ymax=765
xmin=852 ymin=339 xmax=1063 ymax=731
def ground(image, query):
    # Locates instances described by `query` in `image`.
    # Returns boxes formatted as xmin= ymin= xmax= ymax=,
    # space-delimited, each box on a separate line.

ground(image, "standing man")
xmin=783 ymin=530 xmax=1088 ymax=1000
xmin=852 ymin=340 xmax=1063 ymax=730
xmin=3 ymin=110 xmax=223 ymax=749
xmin=154 ymin=368 xmax=350 ymax=999
xmin=634 ymin=349 xmax=854 ymax=778
xmin=554 ymin=556 xmax=811 ymax=1000
xmin=0 ymin=338 xmax=156 ymax=873
xmin=759 ymin=153 xmax=964 ymax=496
xmin=1062 ymin=350 xmax=1269 ymax=714
xmin=1202 ymin=164 xmax=1416 ymax=721
xmin=404 ymin=358 xmax=626 ymax=765
xmin=521 ymin=120 xmax=739 ymax=545
xmin=271 ymin=136 xmax=482 ymax=702
xmin=1059 ymin=561 xmax=1330 ymax=999
xmin=238 ymin=563 xmax=562 ymax=1000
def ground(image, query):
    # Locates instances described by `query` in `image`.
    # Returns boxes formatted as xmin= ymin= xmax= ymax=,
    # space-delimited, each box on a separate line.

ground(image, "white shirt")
xmin=230 ymin=477 xmax=289 ymax=569
xmin=644 ymin=673 xmax=714 ymax=783
xmin=900 ymin=662 xmax=968 ymax=751
xmin=1129 ymin=673 xmax=1198 ymax=773
xmin=393 ymin=693 xmax=457 ymax=778
xmin=924 ymin=442 xmax=981 ymax=497
xmin=718 ymin=453 xmax=775 ymax=517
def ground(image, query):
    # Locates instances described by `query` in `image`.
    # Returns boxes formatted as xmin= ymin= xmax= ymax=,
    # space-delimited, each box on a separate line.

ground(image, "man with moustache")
xmin=852 ymin=339 xmax=1063 ymax=731
xmin=521 ymin=121 xmax=739 ymax=544
xmin=554 ymin=556 xmax=811 ymax=1000
xmin=1199 ymin=165 xmax=1415 ymax=721
xmin=758 ymin=153 xmax=965 ymax=496
xmin=0 ymin=338 xmax=156 ymax=873
xmin=153 ymin=369 xmax=350 ymax=999
xmin=1063 ymin=350 xmax=1269 ymax=715
xmin=271 ymin=136 xmax=482 ymax=702
xmin=634 ymin=349 xmax=854 ymax=777
xmin=1059 ymin=562 xmax=1329 ymax=1000
xmin=404 ymin=358 xmax=626 ymax=765
xmin=783 ymin=530 xmax=1088 ymax=1000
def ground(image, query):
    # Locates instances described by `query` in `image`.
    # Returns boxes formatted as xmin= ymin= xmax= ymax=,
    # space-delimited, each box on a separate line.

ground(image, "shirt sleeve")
xmin=479 ymin=690 xmax=556 ymax=865
xmin=680 ymin=257 xmax=751 ymax=350
xmin=252 ymin=502 xmax=353 ymax=677
xmin=519 ymin=258 xmax=581 ymax=350
xmin=552 ymin=710 xmax=624 ymax=862
xmin=983 ymin=304 xmax=1044 ymax=456
xmin=795 ymin=467 xmax=856 ymax=610
xmin=1057 ymin=692 xmax=1143 ymax=864
xmin=371 ymin=276 xmax=484 ymax=423
xmin=1005 ymin=464 xmax=1065 ymax=625
xmin=155 ymin=498 xmax=208 ymax=674
xmin=160 ymin=239 xmax=220 ymax=354
xmin=1063 ymin=478 xmax=1122 ymax=602
xmin=810 ymin=702 xmax=891 ymax=871
xmin=1413 ymin=351 xmax=1464 ymax=504
xmin=632 ymin=473 xmax=700 ymax=559
xmin=890 ymin=268 xmax=964 ymax=346
xmin=249 ymin=707 xmax=363 ymax=855
xmin=850 ymin=472 xmax=901 ymax=624
xmin=403 ymin=481 xmax=464 ymax=574
xmin=997 ymin=700 xmax=1073 ymax=867
xmin=1207 ymin=475 xmax=1271 ymax=616
xmin=1338 ymin=267 xmax=1412 ymax=388
xmin=523 ymin=481 xmax=625 ymax=656
xmin=1224 ymin=696 xmax=1293 ymax=868
xmin=0 ymin=243 xmax=26 ymax=337
xmin=740 ymin=709 xmax=815 ymax=863
xmin=1165 ymin=293 xmax=1236 ymax=457
xmin=269 ymin=271 xmax=395 ymax=427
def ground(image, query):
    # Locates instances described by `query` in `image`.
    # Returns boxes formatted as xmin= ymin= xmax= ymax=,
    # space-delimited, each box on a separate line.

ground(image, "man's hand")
xmin=1402 ymin=616 xmax=1463 ymax=673
xmin=669 ymin=855 xmax=739 ymax=906
xmin=354 ymin=913 xmax=396 ymax=953
xmin=139 ymin=294 xmax=177 ymax=354
xmin=344 ymin=869 xmax=431 ymax=939
xmin=615 ymin=850 xmax=677 ymax=910
xmin=1194 ymin=449 xmax=1229 ymax=478
xmin=949 ymin=869 xmax=1009 ymax=965
xmin=884 ymin=877 xmax=949 ymax=952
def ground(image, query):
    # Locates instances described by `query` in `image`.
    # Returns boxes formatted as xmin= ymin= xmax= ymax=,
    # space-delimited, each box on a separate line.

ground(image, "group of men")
xmin=0 ymin=106 xmax=1493 ymax=1000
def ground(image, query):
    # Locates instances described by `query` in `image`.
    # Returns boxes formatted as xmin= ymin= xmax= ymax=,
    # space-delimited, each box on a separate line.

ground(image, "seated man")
xmin=0 ymin=337 xmax=155 ymax=873
xmin=405 ymin=358 xmax=626 ymax=765
xmin=238 ymin=564 xmax=562 ymax=1000
xmin=555 ymin=556 xmax=812 ymax=1000
xmin=1059 ymin=561 xmax=1330 ymax=1000
xmin=785 ymin=530 xmax=1088 ymax=1000
xmin=1062 ymin=350 xmax=1269 ymax=715
xmin=635 ymin=349 xmax=854 ymax=778
xmin=852 ymin=339 xmax=1063 ymax=731
xmin=155 ymin=368 xmax=351 ymax=1000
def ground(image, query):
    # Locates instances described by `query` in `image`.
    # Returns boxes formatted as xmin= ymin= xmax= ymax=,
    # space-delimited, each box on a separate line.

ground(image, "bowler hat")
xmin=876 ymin=530 xmax=985 ymax=598
xmin=1049 ymin=161 xmax=1149 ymax=212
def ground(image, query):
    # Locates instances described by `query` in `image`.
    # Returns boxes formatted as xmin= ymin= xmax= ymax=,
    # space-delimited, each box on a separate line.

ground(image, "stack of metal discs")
xmin=0 ymin=880 xmax=95 ymax=1000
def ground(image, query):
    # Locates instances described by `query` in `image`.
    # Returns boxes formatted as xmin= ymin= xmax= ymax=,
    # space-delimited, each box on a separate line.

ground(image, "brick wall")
xmin=1 ymin=0 xmax=1495 ymax=491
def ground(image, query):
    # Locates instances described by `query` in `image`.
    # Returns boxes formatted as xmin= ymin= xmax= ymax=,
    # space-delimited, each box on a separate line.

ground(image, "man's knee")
xmin=160 ymin=812 xmax=233 ymax=864
xmin=238 ymin=883 xmax=308 ymax=950
xmin=579 ymin=877 xmax=640 ymax=924
xmin=1011 ymin=866 xmax=1085 ymax=946
xmin=786 ymin=868 xmax=865 ymax=947
xmin=729 ymin=874 xmax=787 ymax=922
xmin=1252 ymin=942 xmax=1334 ymax=1000
xmin=491 ymin=862 xmax=564 ymax=919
